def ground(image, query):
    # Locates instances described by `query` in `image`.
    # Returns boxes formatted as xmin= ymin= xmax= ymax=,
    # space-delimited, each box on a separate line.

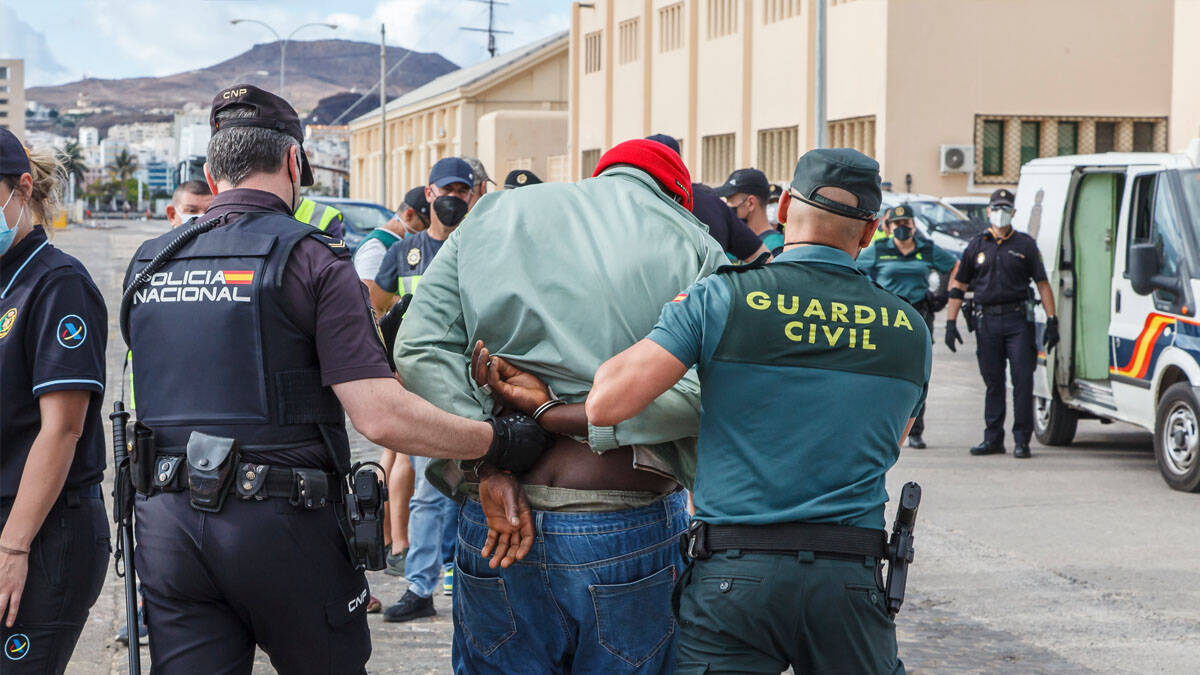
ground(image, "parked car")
xmin=1021 ymin=144 xmax=1200 ymax=492
xmin=306 ymin=197 xmax=394 ymax=250
xmin=945 ymin=195 xmax=991 ymax=225
xmin=877 ymin=192 xmax=984 ymax=255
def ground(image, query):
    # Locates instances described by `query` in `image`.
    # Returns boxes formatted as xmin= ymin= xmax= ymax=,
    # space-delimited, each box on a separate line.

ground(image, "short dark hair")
xmin=206 ymin=105 xmax=297 ymax=186
xmin=172 ymin=180 xmax=211 ymax=202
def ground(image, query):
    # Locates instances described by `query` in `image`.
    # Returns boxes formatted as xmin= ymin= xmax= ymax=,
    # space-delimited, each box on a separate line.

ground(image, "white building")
xmin=78 ymin=126 xmax=99 ymax=148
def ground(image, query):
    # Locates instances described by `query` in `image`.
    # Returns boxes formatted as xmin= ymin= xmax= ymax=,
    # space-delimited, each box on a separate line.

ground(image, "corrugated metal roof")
xmin=351 ymin=30 xmax=568 ymax=125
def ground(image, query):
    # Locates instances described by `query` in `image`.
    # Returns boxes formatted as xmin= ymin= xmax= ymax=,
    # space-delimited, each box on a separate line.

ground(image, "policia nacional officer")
xmin=589 ymin=148 xmax=929 ymax=673
xmin=945 ymin=188 xmax=1059 ymax=458
xmin=0 ymin=130 xmax=110 ymax=672
xmin=858 ymin=204 xmax=958 ymax=448
xmin=121 ymin=85 xmax=550 ymax=673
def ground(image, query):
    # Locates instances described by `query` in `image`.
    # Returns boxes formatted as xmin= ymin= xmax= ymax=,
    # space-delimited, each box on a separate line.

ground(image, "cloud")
xmin=0 ymin=4 xmax=71 ymax=86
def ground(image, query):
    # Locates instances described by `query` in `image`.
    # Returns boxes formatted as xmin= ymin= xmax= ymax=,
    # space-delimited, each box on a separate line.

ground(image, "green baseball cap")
xmin=789 ymin=148 xmax=882 ymax=221
xmin=884 ymin=204 xmax=915 ymax=223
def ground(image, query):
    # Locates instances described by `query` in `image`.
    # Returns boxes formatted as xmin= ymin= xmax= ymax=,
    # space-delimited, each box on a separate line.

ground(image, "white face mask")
xmin=0 ymin=189 xmax=27 ymax=256
xmin=989 ymin=209 xmax=1013 ymax=229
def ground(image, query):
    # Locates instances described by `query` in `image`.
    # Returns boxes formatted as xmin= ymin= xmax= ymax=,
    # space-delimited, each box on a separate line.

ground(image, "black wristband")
xmin=948 ymin=287 xmax=965 ymax=300
xmin=483 ymin=414 xmax=554 ymax=474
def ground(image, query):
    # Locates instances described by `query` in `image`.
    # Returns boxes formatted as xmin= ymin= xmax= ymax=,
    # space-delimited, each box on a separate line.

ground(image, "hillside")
xmin=25 ymin=39 xmax=458 ymax=117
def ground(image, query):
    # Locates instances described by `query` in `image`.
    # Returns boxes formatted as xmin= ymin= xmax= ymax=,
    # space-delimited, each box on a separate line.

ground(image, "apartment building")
xmin=0 ymin=60 xmax=26 ymax=140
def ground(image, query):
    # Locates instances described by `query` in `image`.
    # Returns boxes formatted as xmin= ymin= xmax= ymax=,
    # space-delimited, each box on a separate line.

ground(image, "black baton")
xmin=884 ymin=482 xmax=921 ymax=616
xmin=110 ymin=401 xmax=141 ymax=674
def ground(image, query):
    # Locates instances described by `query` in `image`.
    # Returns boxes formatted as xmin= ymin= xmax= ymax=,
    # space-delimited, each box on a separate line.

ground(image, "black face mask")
xmin=893 ymin=225 xmax=914 ymax=241
xmin=433 ymin=195 xmax=469 ymax=228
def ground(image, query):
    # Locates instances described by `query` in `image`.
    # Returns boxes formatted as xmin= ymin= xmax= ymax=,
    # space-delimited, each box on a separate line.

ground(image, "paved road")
xmin=48 ymin=221 xmax=1200 ymax=673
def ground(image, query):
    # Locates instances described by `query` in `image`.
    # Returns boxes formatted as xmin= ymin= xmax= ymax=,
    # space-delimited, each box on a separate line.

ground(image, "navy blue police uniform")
xmin=1 ymin=225 xmax=110 ymax=672
xmin=953 ymin=190 xmax=1049 ymax=453
xmin=121 ymin=87 xmax=393 ymax=674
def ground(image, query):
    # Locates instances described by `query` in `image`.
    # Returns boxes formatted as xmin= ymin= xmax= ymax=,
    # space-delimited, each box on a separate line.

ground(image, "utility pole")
xmin=814 ymin=0 xmax=827 ymax=149
xmin=461 ymin=0 xmax=512 ymax=58
xmin=380 ymin=23 xmax=387 ymax=207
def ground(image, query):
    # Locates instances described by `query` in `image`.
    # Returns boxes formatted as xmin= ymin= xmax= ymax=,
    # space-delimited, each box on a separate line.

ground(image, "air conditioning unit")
xmin=939 ymin=145 xmax=974 ymax=174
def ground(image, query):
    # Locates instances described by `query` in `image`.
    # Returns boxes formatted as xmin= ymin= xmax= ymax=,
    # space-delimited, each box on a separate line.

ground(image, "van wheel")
xmin=1154 ymin=383 xmax=1200 ymax=492
xmin=1034 ymin=392 xmax=1077 ymax=445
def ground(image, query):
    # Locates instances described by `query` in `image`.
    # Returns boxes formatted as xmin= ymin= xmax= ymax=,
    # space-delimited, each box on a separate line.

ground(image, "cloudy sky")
xmin=0 ymin=0 xmax=571 ymax=87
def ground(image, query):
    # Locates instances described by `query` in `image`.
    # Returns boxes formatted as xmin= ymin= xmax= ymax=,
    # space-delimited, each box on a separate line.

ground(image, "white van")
xmin=1021 ymin=147 xmax=1200 ymax=492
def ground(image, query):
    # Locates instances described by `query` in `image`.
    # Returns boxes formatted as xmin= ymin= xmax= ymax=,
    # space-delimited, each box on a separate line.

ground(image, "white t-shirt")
xmin=352 ymin=237 xmax=389 ymax=281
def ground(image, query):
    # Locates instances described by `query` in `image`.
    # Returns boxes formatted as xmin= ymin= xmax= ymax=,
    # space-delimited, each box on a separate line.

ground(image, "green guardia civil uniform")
xmin=647 ymin=244 xmax=931 ymax=674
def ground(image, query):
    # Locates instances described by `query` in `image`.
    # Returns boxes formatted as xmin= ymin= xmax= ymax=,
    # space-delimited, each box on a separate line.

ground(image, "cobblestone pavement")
xmin=49 ymin=222 xmax=1199 ymax=673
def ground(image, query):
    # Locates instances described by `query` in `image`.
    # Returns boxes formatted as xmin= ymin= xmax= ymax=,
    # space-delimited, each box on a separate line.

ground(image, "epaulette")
xmin=715 ymin=252 xmax=770 ymax=274
xmin=306 ymin=229 xmax=351 ymax=257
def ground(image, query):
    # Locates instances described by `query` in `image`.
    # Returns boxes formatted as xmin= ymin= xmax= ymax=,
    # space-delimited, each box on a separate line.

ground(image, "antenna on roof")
xmin=461 ymin=0 xmax=513 ymax=58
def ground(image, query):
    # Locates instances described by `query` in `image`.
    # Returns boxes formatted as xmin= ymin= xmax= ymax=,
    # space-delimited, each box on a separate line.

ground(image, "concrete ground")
xmin=45 ymin=221 xmax=1200 ymax=673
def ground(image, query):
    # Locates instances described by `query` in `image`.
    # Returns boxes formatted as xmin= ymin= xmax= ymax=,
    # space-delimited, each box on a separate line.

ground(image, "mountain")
xmin=24 ymin=39 xmax=458 ymax=119
xmin=305 ymin=91 xmax=397 ymax=126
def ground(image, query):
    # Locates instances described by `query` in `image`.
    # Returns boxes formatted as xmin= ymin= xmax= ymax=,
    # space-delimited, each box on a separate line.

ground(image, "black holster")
xmin=185 ymin=432 xmax=238 ymax=513
xmin=342 ymin=462 xmax=388 ymax=571
xmin=963 ymin=299 xmax=978 ymax=333
xmin=130 ymin=422 xmax=156 ymax=495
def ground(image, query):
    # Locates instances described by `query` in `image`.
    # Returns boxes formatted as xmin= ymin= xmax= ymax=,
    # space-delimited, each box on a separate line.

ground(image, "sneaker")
xmin=383 ymin=590 xmax=436 ymax=623
xmin=442 ymin=566 xmax=454 ymax=596
xmin=383 ymin=548 xmax=408 ymax=577
xmin=907 ymin=434 xmax=926 ymax=449
xmin=366 ymin=596 xmax=382 ymax=613
xmin=115 ymin=606 xmax=148 ymax=646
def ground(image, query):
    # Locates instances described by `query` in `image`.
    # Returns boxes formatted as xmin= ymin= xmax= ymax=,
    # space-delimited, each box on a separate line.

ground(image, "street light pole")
xmin=231 ymin=19 xmax=337 ymax=97
xmin=380 ymin=23 xmax=387 ymax=208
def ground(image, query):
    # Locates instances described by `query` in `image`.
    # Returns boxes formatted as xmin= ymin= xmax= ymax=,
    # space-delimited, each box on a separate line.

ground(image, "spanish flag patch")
xmin=223 ymin=270 xmax=255 ymax=285
xmin=672 ymin=293 xmax=688 ymax=303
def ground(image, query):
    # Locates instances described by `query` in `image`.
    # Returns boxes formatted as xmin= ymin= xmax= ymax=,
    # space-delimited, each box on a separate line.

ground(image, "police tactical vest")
xmin=294 ymin=199 xmax=342 ymax=232
xmin=713 ymin=260 xmax=927 ymax=387
xmin=870 ymin=237 xmax=933 ymax=265
xmin=360 ymin=228 xmax=401 ymax=251
xmin=126 ymin=212 xmax=349 ymax=466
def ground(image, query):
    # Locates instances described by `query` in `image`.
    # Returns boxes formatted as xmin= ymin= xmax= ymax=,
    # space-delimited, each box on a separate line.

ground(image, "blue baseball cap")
xmin=645 ymin=134 xmax=681 ymax=156
xmin=428 ymin=157 xmax=474 ymax=189
xmin=0 ymin=128 xmax=31 ymax=177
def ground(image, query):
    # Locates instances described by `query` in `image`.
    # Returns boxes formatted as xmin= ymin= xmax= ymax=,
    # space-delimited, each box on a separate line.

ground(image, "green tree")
xmin=59 ymin=141 xmax=88 ymax=187
xmin=109 ymin=149 xmax=138 ymax=181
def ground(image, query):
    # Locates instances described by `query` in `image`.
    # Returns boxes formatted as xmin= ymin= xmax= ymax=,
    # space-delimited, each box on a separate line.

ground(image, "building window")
xmin=758 ymin=127 xmax=798 ymax=183
xmin=581 ymin=148 xmax=602 ymax=178
xmin=1133 ymin=121 xmax=1155 ymax=152
xmin=584 ymin=31 xmax=602 ymax=74
xmin=618 ymin=19 xmax=640 ymax=64
xmin=764 ymin=0 xmax=801 ymax=23
xmin=1056 ymin=121 xmax=1077 ymax=155
xmin=0 ymin=67 xmax=8 ymax=79
xmin=981 ymin=120 xmax=1004 ymax=176
xmin=659 ymin=3 xmax=684 ymax=52
xmin=1095 ymin=121 xmax=1116 ymax=153
xmin=827 ymin=116 xmax=876 ymax=158
xmin=707 ymin=0 xmax=739 ymax=40
xmin=701 ymin=133 xmax=737 ymax=184
xmin=1020 ymin=121 xmax=1041 ymax=166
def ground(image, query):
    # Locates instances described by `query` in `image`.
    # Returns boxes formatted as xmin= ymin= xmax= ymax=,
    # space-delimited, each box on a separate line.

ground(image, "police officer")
xmin=588 ymin=148 xmax=928 ymax=673
xmin=945 ymin=188 xmax=1059 ymax=459
xmin=121 ymin=85 xmax=549 ymax=673
xmin=0 ymin=129 xmax=110 ymax=672
xmin=503 ymin=169 xmax=541 ymax=189
xmin=715 ymin=167 xmax=784 ymax=255
xmin=858 ymin=203 xmax=958 ymax=448
xmin=294 ymin=196 xmax=345 ymax=239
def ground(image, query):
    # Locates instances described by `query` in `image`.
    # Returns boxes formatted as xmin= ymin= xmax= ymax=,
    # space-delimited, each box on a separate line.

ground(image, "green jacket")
xmin=394 ymin=166 xmax=728 ymax=499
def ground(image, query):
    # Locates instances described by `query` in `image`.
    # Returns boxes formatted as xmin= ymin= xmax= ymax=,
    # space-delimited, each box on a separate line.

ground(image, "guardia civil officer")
xmin=121 ymin=85 xmax=549 ymax=673
xmin=858 ymin=204 xmax=958 ymax=448
xmin=503 ymin=169 xmax=541 ymax=189
xmin=0 ymin=129 xmax=110 ymax=673
xmin=589 ymin=148 xmax=929 ymax=673
xmin=945 ymin=188 xmax=1058 ymax=459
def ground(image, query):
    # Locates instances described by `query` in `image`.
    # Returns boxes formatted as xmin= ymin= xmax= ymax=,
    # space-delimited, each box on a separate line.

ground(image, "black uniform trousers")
xmin=910 ymin=300 xmax=936 ymax=437
xmin=0 ymin=488 xmax=109 ymax=674
xmin=975 ymin=308 xmax=1037 ymax=446
xmin=134 ymin=491 xmax=371 ymax=674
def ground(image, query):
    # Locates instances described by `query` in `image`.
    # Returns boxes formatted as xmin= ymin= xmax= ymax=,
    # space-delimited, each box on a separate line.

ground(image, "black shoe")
xmin=1013 ymin=443 xmax=1032 ymax=458
xmin=383 ymin=590 xmax=436 ymax=623
xmin=969 ymin=441 xmax=1005 ymax=456
xmin=907 ymin=434 xmax=926 ymax=449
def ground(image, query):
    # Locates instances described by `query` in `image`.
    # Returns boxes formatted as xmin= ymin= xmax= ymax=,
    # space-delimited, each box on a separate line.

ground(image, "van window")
xmin=1130 ymin=173 xmax=1182 ymax=280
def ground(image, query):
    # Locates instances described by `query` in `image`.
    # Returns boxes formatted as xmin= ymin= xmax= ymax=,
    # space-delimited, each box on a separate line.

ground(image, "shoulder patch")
xmin=715 ymin=252 xmax=771 ymax=275
xmin=306 ymin=230 xmax=351 ymax=258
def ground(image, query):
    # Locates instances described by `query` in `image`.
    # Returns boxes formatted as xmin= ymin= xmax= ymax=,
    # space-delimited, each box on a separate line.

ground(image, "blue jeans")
xmin=453 ymin=491 xmax=688 ymax=674
xmin=406 ymin=455 xmax=461 ymax=598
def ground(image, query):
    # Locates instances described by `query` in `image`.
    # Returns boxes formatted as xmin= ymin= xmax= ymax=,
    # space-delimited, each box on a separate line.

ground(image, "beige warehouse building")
xmin=570 ymin=0 xmax=1179 ymax=195
xmin=349 ymin=32 xmax=568 ymax=206
xmin=0 ymin=60 xmax=26 ymax=141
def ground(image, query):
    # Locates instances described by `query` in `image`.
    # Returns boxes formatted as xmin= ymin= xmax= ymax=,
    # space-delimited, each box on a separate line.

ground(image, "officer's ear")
xmin=202 ymin=163 xmax=219 ymax=195
xmin=288 ymin=146 xmax=302 ymax=184
xmin=858 ymin=217 xmax=881 ymax=249
xmin=778 ymin=191 xmax=791 ymax=224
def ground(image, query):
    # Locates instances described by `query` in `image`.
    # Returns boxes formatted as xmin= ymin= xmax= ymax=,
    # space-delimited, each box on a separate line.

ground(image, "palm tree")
xmin=60 ymin=141 xmax=87 ymax=186
xmin=109 ymin=149 xmax=137 ymax=182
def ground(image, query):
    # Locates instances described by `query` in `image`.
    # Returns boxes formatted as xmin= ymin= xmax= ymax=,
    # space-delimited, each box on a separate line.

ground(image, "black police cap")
xmin=402 ymin=186 xmax=430 ymax=218
xmin=714 ymin=168 xmax=771 ymax=201
xmin=210 ymin=84 xmax=314 ymax=186
xmin=504 ymin=169 xmax=542 ymax=189
xmin=989 ymin=188 xmax=1015 ymax=209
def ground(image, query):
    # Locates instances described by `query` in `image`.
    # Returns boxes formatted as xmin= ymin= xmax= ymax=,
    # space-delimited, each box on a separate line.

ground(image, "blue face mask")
xmin=0 ymin=189 xmax=25 ymax=256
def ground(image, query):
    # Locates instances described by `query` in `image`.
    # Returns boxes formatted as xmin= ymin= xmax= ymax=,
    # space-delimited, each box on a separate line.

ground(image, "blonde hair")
xmin=1 ymin=145 xmax=66 ymax=226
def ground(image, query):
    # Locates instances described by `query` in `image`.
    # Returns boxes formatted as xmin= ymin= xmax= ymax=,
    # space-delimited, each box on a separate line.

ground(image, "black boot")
xmin=1013 ymin=443 xmax=1032 ymax=458
xmin=907 ymin=434 xmax=926 ymax=449
xmin=969 ymin=440 xmax=1005 ymax=456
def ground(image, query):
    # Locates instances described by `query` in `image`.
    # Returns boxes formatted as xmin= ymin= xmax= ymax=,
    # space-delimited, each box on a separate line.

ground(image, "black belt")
xmin=978 ymin=301 xmax=1026 ymax=315
xmin=1 ymin=483 xmax=102 ymax=509
xmin=684 ymin=520 xmax=886 ymax=560
xmin=150 ymin=454 xmax=343 ymax=505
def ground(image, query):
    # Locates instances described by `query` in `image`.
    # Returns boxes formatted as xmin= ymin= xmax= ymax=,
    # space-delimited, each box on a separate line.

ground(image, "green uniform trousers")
xmin=674 ymin=552 xmax=904 ymax=674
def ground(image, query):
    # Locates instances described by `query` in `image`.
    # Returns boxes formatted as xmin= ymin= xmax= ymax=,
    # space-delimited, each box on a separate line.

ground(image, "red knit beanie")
xmin=592 ymin=139 xmax=693 ymax=211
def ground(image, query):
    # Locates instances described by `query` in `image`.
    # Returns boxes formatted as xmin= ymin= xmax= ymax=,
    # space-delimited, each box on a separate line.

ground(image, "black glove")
xmin=378 ymin=294 xmax=413 ymax=371
xmin=482 ymin=414 xmax=555 ymax=474
xmin=945 ymin=319 xmax=963 ymax=353
xmin=1043 ymin=316 xmax=1060 ymax=351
